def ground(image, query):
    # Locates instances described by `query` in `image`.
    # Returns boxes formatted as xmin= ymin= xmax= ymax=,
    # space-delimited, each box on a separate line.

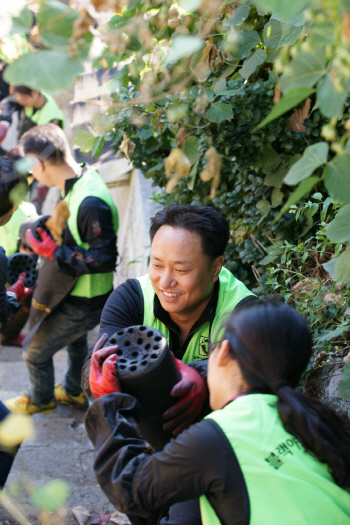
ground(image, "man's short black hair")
xmin=20 ymin=123 xmax=69 ymax=165
xmin=13 ymin=85 xmax=36 ymax=95
xmin=0 ymin=157 xmax=27 ymax=218
xmin=149 ymin=204 xmax=230 ymax=259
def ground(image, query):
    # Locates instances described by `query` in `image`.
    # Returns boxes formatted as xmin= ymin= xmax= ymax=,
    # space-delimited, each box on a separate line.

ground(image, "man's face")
xmin=27 ymin=156 xmax=53 ymax=187
xmin=149 ymin=225 xmax=222 ymax=317
xmin=14 ymin=91 xmax=40 ymax=108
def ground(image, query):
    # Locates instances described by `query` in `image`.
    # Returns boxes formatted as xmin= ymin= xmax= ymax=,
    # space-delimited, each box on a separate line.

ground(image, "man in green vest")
xmin=85 ymin=204 xmax=256 ymax=433
xmin=6 ymin=123 xmax=119 ymax=416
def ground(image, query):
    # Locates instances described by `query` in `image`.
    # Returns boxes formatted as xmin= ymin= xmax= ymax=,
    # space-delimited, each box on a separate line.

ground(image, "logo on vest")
xmin=195 ymin=335 xmax=209 ymax=359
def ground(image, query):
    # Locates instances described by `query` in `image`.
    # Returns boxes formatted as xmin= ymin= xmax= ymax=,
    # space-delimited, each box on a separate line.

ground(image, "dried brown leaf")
xmin=91 ymin=0 xmax=126 ymax=13
xmin=119 ymin=133 xmax=136 ymax=162
xmin=164 ymin=148 xmax=191 ymax=193
xmin=273 ymin=87 xmax=281 ymax=104
xmin=72 ymin=9 xmax=94 ymax=40
xmin=285 ymin=97 xmax=311 ymax=133
xmin=72 ymin=506 xmax=90 ymax=525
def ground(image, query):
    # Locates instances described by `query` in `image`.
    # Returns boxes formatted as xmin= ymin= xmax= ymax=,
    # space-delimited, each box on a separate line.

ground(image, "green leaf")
xmin=108 ymin=14 xmax=128 ymax=30
xmin=254 ymin=87 xmax=315 ymax=130
xmin=320 ymin=196 xmax=333 ymax=222
xmin=213 ymin=78 xmax=226 ymax=95
xmin=206 ymin=102 xmax=233 ymax=123
xmin=264 ymin=165 xmax=288 ymax=187
xmin=10 ymin=6 xmax=33 ymax=34
xmin=335 ymin=248 xmax=350 ymax=283
xmin=324 ymin=154 xmax=350 ymax=203
xmin=179 ymin=0 xmax=203 ymax=12
xmin=164 ymin=36 xmax=205 ymax=65
xmin=271 ymin=187 xmax=283 ymax=208
xmin=184 ymin=136 xmax=202 ymax=165
xmin=279 ymin=47 xmax=325 ymax=93
xmin=73 ymin=130 xmax=95 ymax=152
xmin=4 ymin=49 xmax=84 ymax=92
xmin=339 ymin=361 xmax=350 ymax=400
xmin=224 ymin=5 xmax=250 ymax=25
xmin=271 ymin=8 xmax=306 ymax=25
xmin=188 ymin=160 xmax=199 ymax=191
xmin=316 ymin=74 xmax=348 ymax=119
xmin=254 ymin=0 xmax=309 ymax=19
xmin=37 ymin=0 xmax=78 ymax=48
xmin=284 ymin=142 xmax=328 ymax=185
xmin=278 ymin=23 xmax=304 ymax=47
xmin=274 ymin=176 xmax=320 ymax=222
xmin=30 ymin=480 xmax=69 ymax=512
xmin=319 ymin=326 xmax=349 ymax=342
xmin=322 ymin=257 xmax=337 ymax=278
xmin=92 ymin=136 xmax=105 ymax=159
xmin=263 ymin=19 xmax=282 ymax=48
xmin=240 ymin=49 xmax=267 ymax=79
xmin=256 ymin=199 xmax=271 ymax=214
xmin=260 ymin=240 xmax=284 ymax=265
xmin=256 ymin=145 xmax=281 ymax=175
xmin=237 ymin=30 xmax=261 ymax=59
xmin=326 ymin=205 xmax=350 ymax=243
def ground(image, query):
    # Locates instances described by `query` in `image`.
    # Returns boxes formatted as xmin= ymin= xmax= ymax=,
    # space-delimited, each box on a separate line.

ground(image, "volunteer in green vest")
xmin=85 ymin=299 xmax=350 ymax=525
xmin=83 ymin=204 xmax=256 ymax=436
xmin=6 ymin=123 xmax=119 ymax=416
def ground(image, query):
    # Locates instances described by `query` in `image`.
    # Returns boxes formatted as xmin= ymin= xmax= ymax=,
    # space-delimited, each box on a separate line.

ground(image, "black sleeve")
xmin=81 ymin=279 xmax=143 ymax=396
xmin=85 ymin=393 xmax=249 ymax=525
xmin=54 ymin=197 xmax=117 ymax=277
xmin=0 ymin=247 xmax=18 ymax=330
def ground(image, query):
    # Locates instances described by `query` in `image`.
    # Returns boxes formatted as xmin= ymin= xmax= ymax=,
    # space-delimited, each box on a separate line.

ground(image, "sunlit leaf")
xmin=317 ymin=74 xmax=348 ymax=118
xmin=37 ymin=0 xmax=78 ymax=48
xmin=30 ymin=480 xmax=69 ymax=512
xmin=278 ymin=23 xmax=304 ymax=47
xmin=73 ymin=130 xmax=95 ymax=152
xmin=263 ymin=19 xmax=282 ymax=47
xmin=254 ymin=0 xmax=310 ymax=19
xmin=324 ymin=154 xmax=350 ymax=203
xmin=0 ymin=414 xmax=34 ymax=447
xmin=164 ymin=36 xmax=204 ymax=65
xmin=10 ymin=6 xmax=33 ymax=35
xmin=284 ymin=142 xmax=328 ymax=185
xmin=224 ymin=5 xmax=250 ymax=26
xmin=279 ymin=47 xmax=325 ymax=93
xmin=237 ymin=30 xmax=260 ymax=59
xmin=326 ymin=205 xmax=350 ymax=242
xmin=184 ymin=136 xmax=202 ymax=165
xmin=254 ymin=87 xmax=315 ymax=130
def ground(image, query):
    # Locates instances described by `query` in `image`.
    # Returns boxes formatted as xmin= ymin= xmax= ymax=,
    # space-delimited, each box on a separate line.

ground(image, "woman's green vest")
xmin=64 ymin=168 xmax=119 ymax=299
xmin=137 ymin=267 xmax=255 ymax=363
xmin=200 ymin=394 xmax=350 ymax=525
xmin=0 ymin=202 xmax=36 ymax=255
xmin=24 ymin=92 xmax=65 ymax=128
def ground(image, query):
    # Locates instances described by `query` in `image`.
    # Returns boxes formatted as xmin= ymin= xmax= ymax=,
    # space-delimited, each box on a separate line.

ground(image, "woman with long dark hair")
xmin=85 ymin=299 xmax=350 ymax=525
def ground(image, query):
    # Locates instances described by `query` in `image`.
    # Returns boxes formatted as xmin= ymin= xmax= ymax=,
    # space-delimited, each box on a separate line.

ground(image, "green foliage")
xmin=30 ymin=479 xmax=69 ymax=512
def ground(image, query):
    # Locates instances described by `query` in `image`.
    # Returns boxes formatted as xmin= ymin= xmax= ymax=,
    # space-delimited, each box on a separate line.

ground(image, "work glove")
xmin=0 ymin=121 xmax=9 ymax=144
xmin=89 ymin=333 xmax=121 ymax=399
xmin=25 ymin=227 xmax=58 ymax=260
xmin=7 ymin=272 xmax=34 ymax=302
xmin=162 ymin=356 xmax=207 ymax=436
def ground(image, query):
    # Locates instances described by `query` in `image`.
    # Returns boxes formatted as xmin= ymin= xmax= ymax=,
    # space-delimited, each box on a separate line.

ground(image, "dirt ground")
xmin=0 ymin=325 xmax=130 ymax=525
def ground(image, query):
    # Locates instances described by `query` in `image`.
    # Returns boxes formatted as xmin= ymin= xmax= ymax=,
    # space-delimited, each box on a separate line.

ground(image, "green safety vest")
xmin=137 ymin=267 xmax=255 ymax=363
xmin=24 ymin=92 xmax=65 ymax=129
xmin=200 ymin=394 xmax=350 ymax=525
xmin=0 ymin=201 xmax=36 ymax=255
xmin=64 ymin=168 xmax=119 ymax=299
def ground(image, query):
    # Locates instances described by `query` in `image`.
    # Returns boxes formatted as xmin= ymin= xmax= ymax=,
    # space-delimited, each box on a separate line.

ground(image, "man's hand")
xmin=89 ymin=333 xmax=121 ymax=399
xmin=25 ymin=227 xmax=58 ymax=260
xmin=162 ymin=357 xmax=207 ymax=436
xmin=7 ymin=272 xmax=34 ymax=302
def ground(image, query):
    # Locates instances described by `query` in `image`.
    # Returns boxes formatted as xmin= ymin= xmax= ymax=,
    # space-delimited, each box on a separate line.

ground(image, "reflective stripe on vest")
xmin=24 ymin=92 xmax=65 ymax=128
xmin=64 ymin=168 xmax=119 ymax=299
xmin=137 ymin=267 xmax=255 ymax=363
xmin=200 ymin=395 xmax=350 ymax=525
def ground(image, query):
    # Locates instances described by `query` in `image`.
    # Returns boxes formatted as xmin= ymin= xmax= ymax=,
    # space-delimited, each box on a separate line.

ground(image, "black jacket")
xmin=85 ymin=393 xmax=250 ymax=525
xmin=0 ymin=246 xmax=18 ymax=330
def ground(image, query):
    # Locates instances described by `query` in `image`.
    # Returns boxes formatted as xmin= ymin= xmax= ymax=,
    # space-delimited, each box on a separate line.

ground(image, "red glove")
xmin=89 ymin=333 xmax=121 ymax=399
xmin=0 ymin=121 xmax=9 ymax=144
xmin=7 ymin=272 xmax=34 ymax=302
xmin=162 ymin=357 xmax=208 ymax=436
xmin=25 ymin=227 xmax=58 ymax=260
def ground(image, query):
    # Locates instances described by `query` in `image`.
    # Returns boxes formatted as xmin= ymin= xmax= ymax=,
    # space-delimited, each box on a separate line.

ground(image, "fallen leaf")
xmin=72 ymin=506 xmax=90 ymax=525
xmin=285 ymin=98 xmax=311 ymax=133
xmin=164 ymin=148 xmax=191 ymax=193
xmin=273 ymin=87 xmax=281 ymax=104
xmin=119 ymin=134 xmax=136 ymax=162
xmin=90 ymin=511 xmax=110 ymax=525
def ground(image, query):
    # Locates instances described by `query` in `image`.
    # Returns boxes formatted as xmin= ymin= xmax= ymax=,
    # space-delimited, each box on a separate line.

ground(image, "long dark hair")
xmin=223 ymin=299 xmax=350 ymax=488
